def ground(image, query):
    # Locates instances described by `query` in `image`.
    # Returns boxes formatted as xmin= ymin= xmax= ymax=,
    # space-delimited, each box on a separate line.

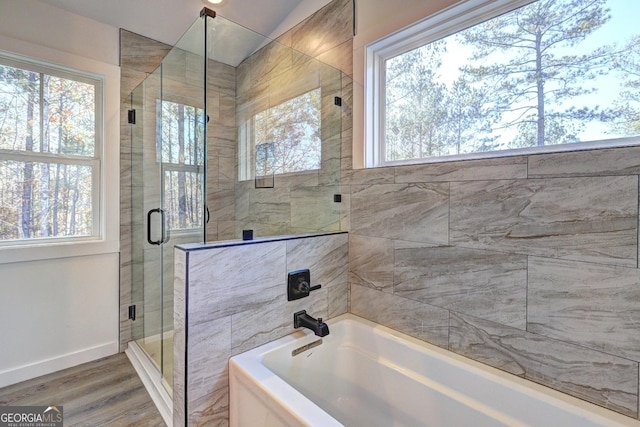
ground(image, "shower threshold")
xmin=126 ymin=340 xmax=173 ymax=426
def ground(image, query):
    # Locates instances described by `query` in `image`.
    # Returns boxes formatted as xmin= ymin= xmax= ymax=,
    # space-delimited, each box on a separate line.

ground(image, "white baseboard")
xmin=126 ymin=341 xmax=173 ymax=427
xmin=0 ymin=342 xmax=118 ymax=388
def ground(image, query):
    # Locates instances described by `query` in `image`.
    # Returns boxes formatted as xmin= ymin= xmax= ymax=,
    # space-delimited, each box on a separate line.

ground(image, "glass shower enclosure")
xmin=129 ymin=8 xmax=344 ymax=395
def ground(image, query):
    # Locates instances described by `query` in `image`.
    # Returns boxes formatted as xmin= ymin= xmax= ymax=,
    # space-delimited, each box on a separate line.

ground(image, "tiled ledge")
xmin=175 ymin=231 xmax=348 ymax=252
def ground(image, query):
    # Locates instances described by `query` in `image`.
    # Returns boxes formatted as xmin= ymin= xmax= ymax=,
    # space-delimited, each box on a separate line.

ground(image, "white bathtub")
xmin=229 ymin=314 xmax=639 ymax=427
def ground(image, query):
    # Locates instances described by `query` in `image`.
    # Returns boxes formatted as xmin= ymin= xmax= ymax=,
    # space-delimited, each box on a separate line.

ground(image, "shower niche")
xmin=127 ymin=6 xmax=345 ymax=405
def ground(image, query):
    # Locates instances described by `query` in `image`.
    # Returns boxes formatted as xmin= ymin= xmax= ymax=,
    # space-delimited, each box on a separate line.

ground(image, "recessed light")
xmin=205 ymin=0 xmax=226 ymax=4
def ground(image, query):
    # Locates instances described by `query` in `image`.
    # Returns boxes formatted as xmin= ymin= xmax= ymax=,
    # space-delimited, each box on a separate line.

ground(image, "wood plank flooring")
xmin=0 ymin=353 xmax=166 ymax=426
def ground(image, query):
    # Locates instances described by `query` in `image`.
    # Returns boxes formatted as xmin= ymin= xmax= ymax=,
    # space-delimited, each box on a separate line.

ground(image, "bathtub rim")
xmin=229 ymin=313 xmax=640 ymax=427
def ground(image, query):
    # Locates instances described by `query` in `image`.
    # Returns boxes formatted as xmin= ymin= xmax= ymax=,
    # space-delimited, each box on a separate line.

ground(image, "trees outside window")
xmin=252 ymin=88 xmax=321 ymax=176
xmin=369 ymin=0 xmax=640 ymax=165
xmin=0 ymin=56 xmax=100 ymax=242
xmin=158 ymin=100 xmax=204 ymax=231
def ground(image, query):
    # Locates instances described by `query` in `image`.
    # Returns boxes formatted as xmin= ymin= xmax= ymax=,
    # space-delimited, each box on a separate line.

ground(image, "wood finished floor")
xmin=0 ymin=353 xmax=166 ymax=426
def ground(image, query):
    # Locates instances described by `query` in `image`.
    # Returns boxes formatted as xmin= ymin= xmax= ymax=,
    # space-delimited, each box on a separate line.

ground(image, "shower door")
xmin=130 ymin=50 xmax=206 ymax=394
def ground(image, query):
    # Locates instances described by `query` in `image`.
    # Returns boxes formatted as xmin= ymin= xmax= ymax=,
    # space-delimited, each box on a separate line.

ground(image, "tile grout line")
xmin=525 ymin=255 xmax=529 ymax=332
xmin=636 ymin=175 xmax=640 ymax=268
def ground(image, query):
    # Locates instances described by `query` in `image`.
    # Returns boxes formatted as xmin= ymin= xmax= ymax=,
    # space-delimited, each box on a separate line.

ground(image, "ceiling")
xmin=36 ymin=0 xmax=312 ymax=47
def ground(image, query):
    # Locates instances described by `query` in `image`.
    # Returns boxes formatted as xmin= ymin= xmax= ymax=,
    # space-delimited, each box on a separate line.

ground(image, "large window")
xmin=366 ymin=0 xmax=640 ymax=166
xmin=0 ymin=54 xmax=102 ymax=243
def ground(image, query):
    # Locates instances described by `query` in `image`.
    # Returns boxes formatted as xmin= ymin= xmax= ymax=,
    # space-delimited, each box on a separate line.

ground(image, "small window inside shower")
xmin=239 ymin=87 xmax=322 ymax=181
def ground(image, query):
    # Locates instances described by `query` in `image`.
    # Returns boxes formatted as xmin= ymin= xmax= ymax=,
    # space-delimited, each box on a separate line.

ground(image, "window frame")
xmin=0 ymin=51 xmax=104 ymax=247
xmin=364 ymin=0 xmax=640 ymax=168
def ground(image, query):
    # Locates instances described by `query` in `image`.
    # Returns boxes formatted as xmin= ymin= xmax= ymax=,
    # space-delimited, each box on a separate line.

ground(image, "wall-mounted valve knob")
xmin=296 ymin=278 xmax=310 ymax=294
xmin=287 ymin=269 xmax=321 ymax=301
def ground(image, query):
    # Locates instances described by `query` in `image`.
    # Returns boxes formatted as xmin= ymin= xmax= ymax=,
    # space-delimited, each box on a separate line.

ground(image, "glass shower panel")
xmin=129 ymin=14 xmax=206 ymax=396
xmin=205 ymin=13 xmax=343 ymax=241
xmin=129 ymin=7 xmax=344 ymax=399
xmin=130 ymin=81 xmax=145 ymax=346
xmin=157 ymin=16 xmax=206 ymax=392
xmin=130 ymin=65 xmax=164 ymax=370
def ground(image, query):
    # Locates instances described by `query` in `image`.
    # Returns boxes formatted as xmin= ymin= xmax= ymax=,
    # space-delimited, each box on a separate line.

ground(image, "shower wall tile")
xmin=206 ymin=223 xmax=220 ymax=243
xmin=349 ymin=234 xmax=394 ymax=292
xmin=185 ymin=50 xmax=206 ymax=88
xmin=162 ymin=77 xmax=203 ymax=104
xmin=178 ymin=234 xmax=350 ymax=424
xmin=219 ymin=94 xmax=237 ymax=127
xmin=290 ymin=186 xmax=341 ymax=232
xmin=206 ymin=90 xmax=220 ymax=122
xmin=187 ymin=241 xmax=286 ymax=325
xmin=320 ymin=140 xmax=342 ymax=187
xmin=187 ymin=316 xmax=231 ymax=403
xmin=351 ymin=284 xmax=449 ymax=348
xmin=449 ymin=176 xmax=638 ymax=266
xmin=207 ymin=60 xmax=236 ymax=97
xmin=449 ymin=312 xmax=639 ymax=417
xmin=208 ymin=188 xmax=236 ymax=222
xmin=327 ymin=281 xmax=348 ymax=318
xmin=288 ymin=233 xmax=348 ymax=317
xmin=252 ymin=42 xmax=294 ymax=90
xmin=394 ymin=243 xmax=527 ymax=329
xmin=119 ymin=29 xmax=171 ymax=74
xmin=529 ymin=146 xmax=640 ymax=177
xmin=345 ymin=167 xmax=394 ymax=186
xmin=275 ymin=172 xmax=319 ymax=189
xmin=290 ymin=0 xmax=353 ymax=60
xmin=286 ymin=234 xmax=348 ymax=287
xmin=394 ymin=156 xmax=528 ymax=183
xmin=218 ymin=157 xmax=236 ymax=189
xmin=173 ymin=249 xmax=187 ymax=427
xmin=528 ymin=257 xmax=640 ymax=361
xmin=230 ymin=286 xmax=328 ymax=356
xmin=341 ymin=75 xmax=353 ymax=128
xmin=217 ymin=221 xmax=237 ymax=241
xmin=230 ymin=303 xmax=286 ymax=356
xmin=156 ymin=48 xmax=190 ymax=82
xmin=186 ymin=317 xmax=231 ymax=425
xmin=316 ymin=39 xmax=354 ymax=77
xmin=238 ymin=188 xmax=293 ymax=235
xmin=339 ymin=190 xmax=350 ymax=233
xmin=208 ymin=134 xmax=236 ymax=159
xmin=351 ymin=183 xmax=449 ymax=244
xmin=189 ymin=386 xmax=229 ymax=427
xmin=120 ymin=68 xmax=148 ymax=97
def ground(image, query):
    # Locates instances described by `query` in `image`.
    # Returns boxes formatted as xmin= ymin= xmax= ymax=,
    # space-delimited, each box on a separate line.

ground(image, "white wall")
xmin=269 ymin=0 xmax=333 ymax=39
xmin=0 ymin=0 xmax=120 ymax=387
xmin=352 ymin=0 xmax=459 ymax=168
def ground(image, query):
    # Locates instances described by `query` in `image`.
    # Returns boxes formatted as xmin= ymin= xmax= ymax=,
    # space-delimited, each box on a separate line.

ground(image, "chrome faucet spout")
xmin=293 ymin=310 xmax=329 ymax=337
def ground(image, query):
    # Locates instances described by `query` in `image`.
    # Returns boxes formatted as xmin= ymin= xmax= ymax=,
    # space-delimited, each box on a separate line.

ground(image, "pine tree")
xmin=459 ymin=0 xmax=614 ymax=147
xmin=385 ymin=42 xmax=449 ymax=160
xmin=612 ymin=35 xmax=640 ymax=134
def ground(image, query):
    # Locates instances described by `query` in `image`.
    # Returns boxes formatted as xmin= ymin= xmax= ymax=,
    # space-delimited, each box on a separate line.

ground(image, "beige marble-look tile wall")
xmin=347 ymin=146 xmax=640 ymax=419
xmin=174 ymin=233 xmax=348 ymax=426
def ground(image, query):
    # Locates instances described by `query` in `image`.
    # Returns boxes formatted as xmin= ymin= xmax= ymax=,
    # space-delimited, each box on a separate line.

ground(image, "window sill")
xmin=0 ymin=238 xmax=119 ymax=265
xmin=368 ymin=136 xmax=640 ymax=169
